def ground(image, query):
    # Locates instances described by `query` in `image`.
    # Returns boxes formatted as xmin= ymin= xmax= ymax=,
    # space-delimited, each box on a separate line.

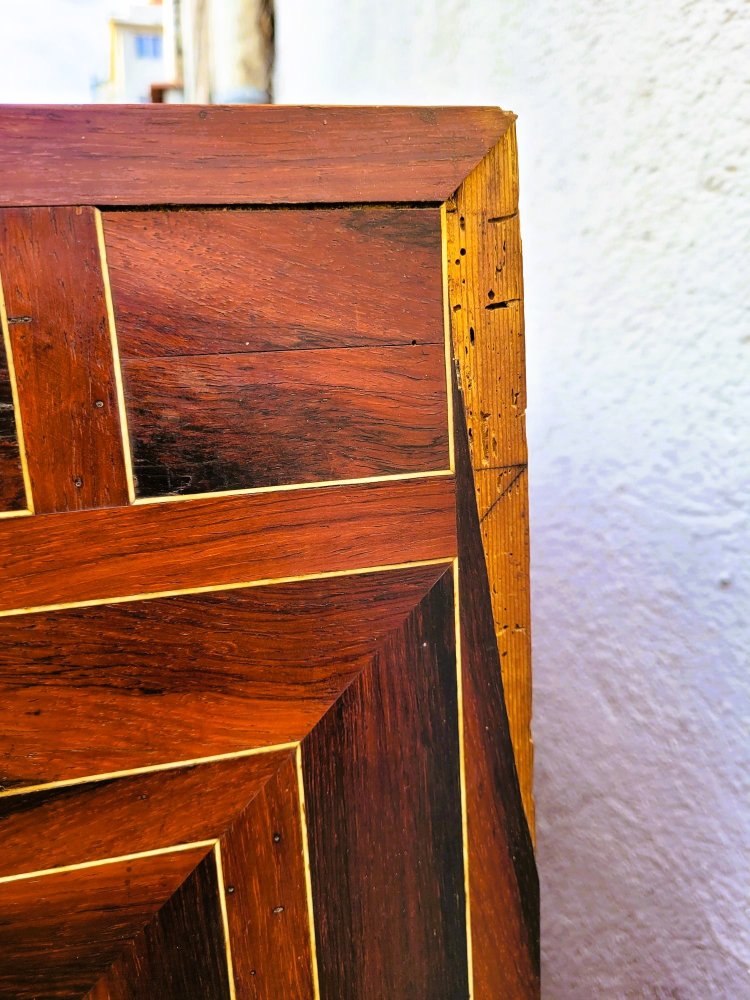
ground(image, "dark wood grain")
xmin=221 ymin=755 xmax=315 ymax=999
xmin=0 ymin=845 xmax=209 ymax=1000
xmin=0 ymin=476 xmax=456 ymax=614
xmin=0 ymin=752 xmax=292 ymax=875
xmin=104 ymin=208 xmax=443 ymax=358
xmin=124 ymin=345 xmax=448 ymax=497
xmin=0 ymin=207 xmax=129 ymax=513
xmin=453 ymin=376 xmax=540 ymax=997
xmin=0 ymin=105 xmax=513 ymax=206
xmin=86 ymin=851 xmax=231 ymax=1000
xmin=0 ymin=565 xmax=446 ymax=786
xmin=0 ymin=333 xmax=25 ymax=511
xmin=302 ymin=568 xmax=469 ymax=999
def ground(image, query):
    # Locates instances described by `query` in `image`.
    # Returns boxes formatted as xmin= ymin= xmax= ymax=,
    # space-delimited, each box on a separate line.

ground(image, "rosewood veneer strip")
xmin=454 ymin=378 xmax=539 ymax=997
xmin=85 ymin=850 xmax=232 ymax=1000
xmin=0 ymin=105 xmax=513 ymax=206
xmin=0 ymin=477 xmax=456 ymax=614
xmin=302 ymin=570 xmax=468 ymax=999
xmin=0 ymin=207 xmax=130 ymax=513
xmin=123 ymin=344 xmax=449 ymax=497
xmin=0 ymin=752 xmax=293 ymax=877
xmin=103 ymin=208 xmax=444 ymax=358
xmin=0 ymin=845 xmax=212 ymax=1000
xmin=0 ymin=565 xmax=447 ymax=787
xmin=220 ymin=755 xmax=316 ymax=999
xmin=0 ymin=314 xmax=26 ymax=513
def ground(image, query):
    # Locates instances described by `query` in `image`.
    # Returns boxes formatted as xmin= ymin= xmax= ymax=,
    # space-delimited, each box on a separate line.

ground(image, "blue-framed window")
xmin=135 ymin=33 xmax=163 ymax=60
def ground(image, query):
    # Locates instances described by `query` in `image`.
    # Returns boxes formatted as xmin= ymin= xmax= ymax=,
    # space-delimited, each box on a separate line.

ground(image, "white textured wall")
xmin=275 ymin=2 xmax=750 ymax=996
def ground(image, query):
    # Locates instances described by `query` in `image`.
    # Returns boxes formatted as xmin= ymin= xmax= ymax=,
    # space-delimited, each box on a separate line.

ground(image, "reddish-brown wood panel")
xmin=221 ymin=755 xmax=315 ymax=999
xmin=0 ymin=846 xmax=210 ymax=1000
xmin=103 ymin=208 xmax=444 ymax=358
xmin=0 ymin=565 xmax=446 ymax=786
xmin=85 ymin=852 xmax=231 ymax=1000
xmin=0 ymin=207 xmax=129 ymax=513
xmin=0 ymin=333 xmax=25 ymax=512
xmin=0 ymin=105 xmax=513 ymax=206
xmin=0 ymin=752 xmax=292 ymax=876
xmin=123 ymin=345 xmax=448 ymax=497
xmin=0 ymin=477 xmax=456 ymax=614
xmin=454 ymin=378 xmax=539 ymax=997
xmin=302 ymin=569 xmax=469 ymax=999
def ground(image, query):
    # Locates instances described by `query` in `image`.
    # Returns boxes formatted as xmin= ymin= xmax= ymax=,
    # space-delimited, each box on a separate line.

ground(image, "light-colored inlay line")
xmin=441 ymin=202 xmax=456 ymax=475
xmin=0 ymin=742 xmax=298 ymax=800
xmin=131 ymin=467 xmax=453 ymax=507
xmin=0 ymin=840 xmax=216 ymax=884
xmin=95 ymin=208 xmax=136 ymax=504
xmin=453 ymin=558 xmax=475 ymax=998
xmin=295 ymin=744 xmax=321 ymax=1000
xmin=214 ymin=842 xmax=238 ymax=1000
xmin=0 ymin=270 xmax=34 ymax=513
xmin=0 ymin=508 xmax=32 ymax=520
xmin=0 ymin=557 xmax=454 ymax=619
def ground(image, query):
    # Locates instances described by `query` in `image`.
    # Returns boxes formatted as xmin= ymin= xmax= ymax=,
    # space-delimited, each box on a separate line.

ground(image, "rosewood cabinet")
xmin=0 ymin=106 xmax=538 ymax=999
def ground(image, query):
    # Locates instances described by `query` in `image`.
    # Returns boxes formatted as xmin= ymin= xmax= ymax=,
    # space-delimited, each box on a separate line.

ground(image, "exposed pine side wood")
xmin=0 ymin=207 xmax=130 ymax=513
xmin=445 ymin=120 xmax=535 ymax=834
xmin=0 ymin=105 xmax=514 ymax=206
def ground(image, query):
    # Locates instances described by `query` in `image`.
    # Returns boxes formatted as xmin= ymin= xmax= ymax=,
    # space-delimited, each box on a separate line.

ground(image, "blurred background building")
xmin=0 ymin=0 xmax=273 ymax=105
xmin=94 ymin=0 xmax=273 ymax=103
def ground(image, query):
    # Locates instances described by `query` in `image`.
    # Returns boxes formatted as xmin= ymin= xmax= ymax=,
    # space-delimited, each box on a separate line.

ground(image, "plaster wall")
xmin=275 ymin=2 xmax=750 ymax=996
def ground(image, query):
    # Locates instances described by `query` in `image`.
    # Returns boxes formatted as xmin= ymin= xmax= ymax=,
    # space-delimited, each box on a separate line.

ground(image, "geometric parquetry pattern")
xmin=0 ymin=105 xmax=538 ymax=998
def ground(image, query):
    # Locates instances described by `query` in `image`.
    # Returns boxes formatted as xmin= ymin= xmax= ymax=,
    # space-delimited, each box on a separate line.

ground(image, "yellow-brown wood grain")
xmin=445 ymin=120 xmax=535 ymax=835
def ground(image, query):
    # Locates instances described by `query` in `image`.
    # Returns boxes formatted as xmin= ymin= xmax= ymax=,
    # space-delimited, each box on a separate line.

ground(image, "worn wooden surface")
xmin=0 ymin=846 xmax=210 ymax=1000
xmin=0 ymin=477 xmax=455 ymax=614
xmin=454 ymin=378 xmax=540 ymax=997
xmin=302 ymin=569 xmax=468 ymax=999
xmin=445 ymin=121 xmax=535 ymax=832
xmin=0 ymin=329 xmax=25 ymax=512
xmin=0 ymin=565 xmax=445 ymax=786
xmin=85 ymin=852 xmax=231 ymax=1000
xmin=0 ymin=207 xmax=129 ymax=513
xmin=124 ymin=345 xmax=448 ymax=496
xmin=220 ymin=755 xmax=315 ymax=999
xmin=104 ymin=208 xmax=444 ymax=357
xmin=0 ymin=106 xmax=536 ymax=997
xmin=0 ymin=753 xmax=290 ymax=875
xmin=0 ymin=105 xmax=512 ymax=206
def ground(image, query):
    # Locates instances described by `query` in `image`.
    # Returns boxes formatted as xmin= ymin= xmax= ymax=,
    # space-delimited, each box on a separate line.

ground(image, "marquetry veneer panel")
xmin=0 ymin=105 xmax=538 ymax=1000
xmin=0 ymin=846 xmax=214 ymax=1000
xmin=103 ymin=208 xmax=448 ymax=498
xmin=0 ymin=207 xmax=130 ymax=514
xmin=122 ymin=344 xmax=448 ymax=496
xmin=85 ymin=852 xmax=232 ymax=1000
xmin=103 ymin=209 xmax=444 ymax=357
xmin=0 ymin=332 xmax=25 ymax=512
xmin=0 ymin=565 xmax=447 ymax=787
xmin=303 ymin=568 xmax=469 ymax=998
